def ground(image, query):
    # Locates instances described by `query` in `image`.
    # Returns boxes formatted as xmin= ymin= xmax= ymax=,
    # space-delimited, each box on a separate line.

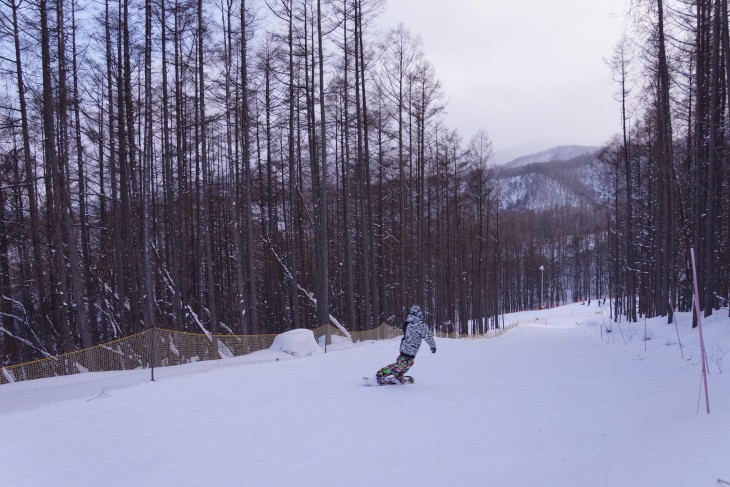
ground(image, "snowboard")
xmin=363 ymin=376 xmax=414 ymax=386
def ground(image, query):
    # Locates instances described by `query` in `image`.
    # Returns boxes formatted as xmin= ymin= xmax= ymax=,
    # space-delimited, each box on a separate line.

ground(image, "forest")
xmin=0 ymin=0 xmax=728 ymax=365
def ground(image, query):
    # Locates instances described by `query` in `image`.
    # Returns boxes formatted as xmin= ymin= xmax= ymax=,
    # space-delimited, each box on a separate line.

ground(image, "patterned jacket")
xmin=399 ymin=306 xmax=437 ymax=357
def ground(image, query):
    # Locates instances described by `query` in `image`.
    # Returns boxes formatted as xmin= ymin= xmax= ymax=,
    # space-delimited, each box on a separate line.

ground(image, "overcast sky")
xmin=376 ymin=0 xmax=630 ymax=155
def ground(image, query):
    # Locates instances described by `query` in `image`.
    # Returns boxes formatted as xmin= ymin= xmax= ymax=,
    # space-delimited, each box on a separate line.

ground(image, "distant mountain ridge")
xmin=500 ymin=145 xmax=599 ymax=169
xmin=495 ymin=146 xmax=602 ymax=211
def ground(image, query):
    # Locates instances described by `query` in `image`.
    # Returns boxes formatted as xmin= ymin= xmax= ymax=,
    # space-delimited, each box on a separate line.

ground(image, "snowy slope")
xmin=497 ymin=152 xmax=602 ymax=211
xmin=1 ymin=303 xmax=728 ymax=487
xmin=501 ymin=145 xmax=599 ymax=169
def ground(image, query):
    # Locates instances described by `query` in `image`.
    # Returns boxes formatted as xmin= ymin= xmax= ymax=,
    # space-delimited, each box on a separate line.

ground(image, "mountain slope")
xmin=501 ymin=145 xmax=599 ymax=169
xmin=496 ymin=149 xmax=602 ymax=211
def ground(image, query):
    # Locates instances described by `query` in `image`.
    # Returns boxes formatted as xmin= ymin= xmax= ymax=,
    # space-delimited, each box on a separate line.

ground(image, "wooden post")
xmin=669 ymin=298 xmax=684 ymax=359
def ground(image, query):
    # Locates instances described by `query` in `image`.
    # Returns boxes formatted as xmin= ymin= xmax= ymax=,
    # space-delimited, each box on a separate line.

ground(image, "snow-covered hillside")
xmin=1 ymin=303 xmax=728 ymax=487
xmin=499 ymin=170 xmax=589 ymax=210
xmin=497 ymin=151 xmax=602 ymax=211
xmin=501 ymin=145 xmax=599 ymax=169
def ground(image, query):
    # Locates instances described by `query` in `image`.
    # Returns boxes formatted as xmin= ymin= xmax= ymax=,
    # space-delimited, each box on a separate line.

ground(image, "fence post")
xmin=150 ymin=328 xmax=157 ymax=382
xmin=324 ymin=324 xmax=329 ymax=353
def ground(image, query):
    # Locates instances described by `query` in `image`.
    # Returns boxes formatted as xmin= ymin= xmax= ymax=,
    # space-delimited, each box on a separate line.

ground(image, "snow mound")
xmin=269 ymin=329 xmax=323 ymax=357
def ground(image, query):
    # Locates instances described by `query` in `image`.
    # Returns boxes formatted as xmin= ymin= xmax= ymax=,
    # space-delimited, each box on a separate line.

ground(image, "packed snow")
xmin=269 ymin=328 xmax=322 ymax=357
xmin=1 ymin=302 xmax=729 ymax=487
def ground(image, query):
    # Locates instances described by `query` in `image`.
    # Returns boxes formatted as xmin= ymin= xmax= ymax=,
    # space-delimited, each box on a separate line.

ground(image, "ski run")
xmin=1 ymin=302 xmax=729 ymax=486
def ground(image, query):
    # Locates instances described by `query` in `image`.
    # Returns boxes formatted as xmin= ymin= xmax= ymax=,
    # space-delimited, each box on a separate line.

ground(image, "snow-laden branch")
xmin=1 ymin=295 xmax=52 ymax=358
xmin=0 ymin=323 xmax=52 ymax=359
xmin=266 ymin=240 xmax=351 ymax=340
xmin=151 ymin=244 xmax=212 ymax=340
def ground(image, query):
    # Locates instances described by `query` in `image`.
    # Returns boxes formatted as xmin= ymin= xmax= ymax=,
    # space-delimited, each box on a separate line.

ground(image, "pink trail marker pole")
xmin=690 ymin=248 xmax=710 ymax=414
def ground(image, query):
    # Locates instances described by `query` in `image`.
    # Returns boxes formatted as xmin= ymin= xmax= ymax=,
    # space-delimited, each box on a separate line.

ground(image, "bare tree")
xmin=376 ymin=24 xmax=422 ymax=312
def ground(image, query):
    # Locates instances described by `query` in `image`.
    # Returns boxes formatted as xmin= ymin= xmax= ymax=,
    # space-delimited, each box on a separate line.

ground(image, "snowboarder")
xmin=375 ymin=305 xmax=436 ymax=385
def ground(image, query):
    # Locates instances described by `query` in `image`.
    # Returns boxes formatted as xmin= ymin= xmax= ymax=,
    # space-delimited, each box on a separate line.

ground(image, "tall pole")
xmin=539 ymin=265 xmax=544 ymax=309
xmin=690 ymin=248 xmax=710 ymax=414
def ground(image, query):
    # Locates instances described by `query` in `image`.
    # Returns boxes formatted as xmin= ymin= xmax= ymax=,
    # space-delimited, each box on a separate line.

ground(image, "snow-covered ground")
xmin=1 ymin=302 xmax=729 ymax=486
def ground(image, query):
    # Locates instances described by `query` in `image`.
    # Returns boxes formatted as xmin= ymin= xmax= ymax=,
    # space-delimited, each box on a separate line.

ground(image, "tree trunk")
xmin=357 ymin=0 xmax=379 ymax=325
xmin=241 ymin=0 xmax=258 ymax=332
xmin=316 ymin=0 xmax=330 ymax=334
xmin=40 ymin=0 xmax=74 ymax=353
xmin=703 ymin=0 xmax=721 ymax=317
xmin=221 ymin=0 xmax=246 ymax=333
xmin=197 ymin=0 xmax=218 ymax=331
xmin=354 ymin=1 xmax=371 ymax=330
xmin=12 ymin=0 xmax=50 ymax=345
xmin=342 ymin=0 xmax=356 ymax=329
xmin=287 ymin=2 xmax=300 ymax=329
xmin=142 ymin=0 xmax=155 ymax=329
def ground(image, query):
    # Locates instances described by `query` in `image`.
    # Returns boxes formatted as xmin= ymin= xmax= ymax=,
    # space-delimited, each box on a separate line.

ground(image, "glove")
xmin=431 ymin=347 xmax=436 ymax=354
